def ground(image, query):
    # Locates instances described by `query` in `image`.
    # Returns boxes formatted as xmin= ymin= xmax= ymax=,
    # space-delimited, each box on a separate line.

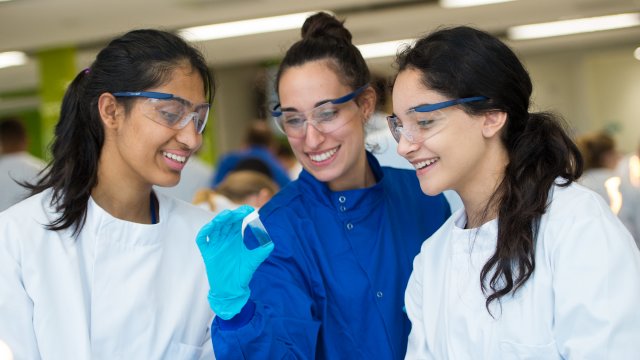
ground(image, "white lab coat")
xmin=0 ymin=189 xmax=215 ymax=360
xmin=0 ymin=152 xmax=45 ymax=212
xmin=405 ymin=181 xmax=640 ymax=359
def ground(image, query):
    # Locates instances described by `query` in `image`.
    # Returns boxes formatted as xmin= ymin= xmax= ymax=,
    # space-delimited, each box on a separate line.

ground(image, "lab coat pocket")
xmin=167 ymin=341 xmax=210 ymax=360
xmin=499 ymin=340 xmax=560 ymax=360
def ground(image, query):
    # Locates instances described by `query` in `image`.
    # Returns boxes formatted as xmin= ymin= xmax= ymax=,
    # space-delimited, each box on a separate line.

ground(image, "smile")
xmin=163 ymin=151 xmax=187 ymax=164
xmin=308 ymin=147 xmax=338 ymax=162
xmin=414 ymin=157 xmax=439 ymax=170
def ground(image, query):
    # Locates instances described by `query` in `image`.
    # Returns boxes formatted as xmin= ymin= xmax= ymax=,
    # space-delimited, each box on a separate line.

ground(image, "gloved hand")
xmin=196 ymin=205 xmax=274 ymax=320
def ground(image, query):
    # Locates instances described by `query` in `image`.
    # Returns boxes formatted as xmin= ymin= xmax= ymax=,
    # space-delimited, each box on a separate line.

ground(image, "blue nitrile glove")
xmin=196 ymin=205 xmax=275 ymax=320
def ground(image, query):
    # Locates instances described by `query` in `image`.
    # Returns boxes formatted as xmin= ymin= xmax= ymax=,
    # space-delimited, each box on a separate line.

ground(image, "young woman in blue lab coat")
xmin=196 ymin=12 xmax=451 ymax=359
xmin=388 ymin=26 xmax=640 ymax=358
xmin=0 ymin=30 xmax=216 ymax=359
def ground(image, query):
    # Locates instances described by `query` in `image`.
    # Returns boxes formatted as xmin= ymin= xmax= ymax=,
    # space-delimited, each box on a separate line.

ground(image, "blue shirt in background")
xmin=211 ymin=146 xmax=291 ymax=188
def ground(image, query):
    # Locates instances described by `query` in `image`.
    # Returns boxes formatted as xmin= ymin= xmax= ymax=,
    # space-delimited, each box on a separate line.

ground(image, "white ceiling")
xmin=0 ymin=0 xmax=639 ymax=98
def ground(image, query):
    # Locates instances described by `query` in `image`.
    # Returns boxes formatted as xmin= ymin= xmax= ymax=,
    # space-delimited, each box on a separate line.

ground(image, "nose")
xmin=304 ymin=122 xmax=325 ymax=149
xmin=396 ymin=130 xmax=419 ymax=159
xmin=175 ymin=119 xmax=202 ymax=151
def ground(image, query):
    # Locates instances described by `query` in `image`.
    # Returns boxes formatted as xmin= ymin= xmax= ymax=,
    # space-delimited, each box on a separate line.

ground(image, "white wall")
xmin=524 ymin=44 xmax=640 ymax=153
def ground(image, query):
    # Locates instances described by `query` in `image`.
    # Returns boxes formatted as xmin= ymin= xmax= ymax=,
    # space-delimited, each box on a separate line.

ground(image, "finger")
xmin=219 ymin=206 xmax=255 ymax=238
xmin=247 ymin=241 xmax=275 ymax=271
xmin=195 ymin=219 xmax=217 ymax=251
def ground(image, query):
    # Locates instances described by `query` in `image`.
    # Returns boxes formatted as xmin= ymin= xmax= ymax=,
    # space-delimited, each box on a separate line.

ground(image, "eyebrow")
xmin=279 ymin=98 xmax=334 ymax=112
xmin=168 ymin=95 xmax=210 ymax=110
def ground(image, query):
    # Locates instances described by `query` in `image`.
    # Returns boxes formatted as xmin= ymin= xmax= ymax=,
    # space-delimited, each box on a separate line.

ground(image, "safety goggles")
xmin=386 ymin=96 xmax=487 ymax=143
xmin=271 ymin=84 xmax=369 ymax=139
xmin=112 ymin=91 xmax=210 ymax=134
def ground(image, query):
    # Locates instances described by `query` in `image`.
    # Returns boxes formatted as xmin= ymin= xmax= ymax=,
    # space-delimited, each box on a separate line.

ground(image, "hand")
xmin=196 ymin=205 xmax=274 ymax=320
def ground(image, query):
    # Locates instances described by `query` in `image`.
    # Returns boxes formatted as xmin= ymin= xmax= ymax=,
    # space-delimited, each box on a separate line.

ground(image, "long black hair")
xmin=26 ymin=29 xmax=214 ymax=235
xmin=395 ymin=26 xmax=583 ymax=313
xmin=275 ymin=12 xmax=370 ymax=94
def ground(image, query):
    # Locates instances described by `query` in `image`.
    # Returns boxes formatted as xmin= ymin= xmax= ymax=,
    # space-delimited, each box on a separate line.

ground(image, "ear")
xmin=481 ymin=111 xmax=507 ymax=138
xmin=357 ymin=87 xmax=377 ymax=122
xmin=97 ymin=92 xmax=122 ymax=129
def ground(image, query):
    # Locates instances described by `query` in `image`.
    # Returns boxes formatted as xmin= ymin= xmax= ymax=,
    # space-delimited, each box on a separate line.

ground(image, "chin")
xmin=154 ymin=175 xmax=181 ymax=188
xmin=419 ymin=180 xmax=444 ymax=197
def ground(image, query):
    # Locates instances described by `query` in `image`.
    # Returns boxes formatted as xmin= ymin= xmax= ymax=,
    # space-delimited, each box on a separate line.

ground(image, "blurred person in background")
xmin=617 ymin=139 xmax=640 ymax=189
xmin=211 ymin=120 xmax=291 ymax=188
xmin=0 ymin=117 xmax=46 ymax=212
xmin=196 ymin=12 xmax=450 ymax=359
xmin=577 ymin=131 xmax=640 ymax=247
xmin=193 ymin=170 xmax=279 ymax=214
xmin=275 ymin=140 xmax=302 ymax=179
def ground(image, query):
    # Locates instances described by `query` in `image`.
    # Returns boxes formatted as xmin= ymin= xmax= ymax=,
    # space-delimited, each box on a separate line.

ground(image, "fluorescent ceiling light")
xmin=357 ymin=39 xmax=415 ymax=59
xmin=508 ymin=13 xmax=640 ymax=40
xmin=0 ymin=51 xmax=27 ymax=69
xmin=178 ymin=12 xmax=320 ymax=42
xmin=440 ymin=0 xmax=515 ymax=8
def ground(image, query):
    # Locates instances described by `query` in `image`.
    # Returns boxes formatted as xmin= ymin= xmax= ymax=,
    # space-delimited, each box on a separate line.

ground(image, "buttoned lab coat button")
xmin=346 ymin=223 xmax=354 ymax=230
xmin=338 ymin=196 xmax=346 ymax=203
xmin=340 ymin=205 xmax=346 ymax=212
xmin=376 ymin=291 xmax=383 ymax=298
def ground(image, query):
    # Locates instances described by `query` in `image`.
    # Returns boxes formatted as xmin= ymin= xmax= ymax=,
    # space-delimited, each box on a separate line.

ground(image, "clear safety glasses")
xmin=386 ymin=96 xmax=487 ymax=143
xmin=113 ymin=91 xmax=211 ymax=134
xmin=271 ymin=84 xmax=369 ymax=139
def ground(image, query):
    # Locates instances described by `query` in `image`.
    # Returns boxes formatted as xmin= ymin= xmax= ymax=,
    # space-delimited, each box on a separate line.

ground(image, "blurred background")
xmin=0 ymin=0 xmax=639 ymax=161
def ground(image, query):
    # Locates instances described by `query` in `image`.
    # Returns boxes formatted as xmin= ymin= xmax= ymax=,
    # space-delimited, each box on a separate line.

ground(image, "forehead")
xmin=392 ymin=68 xmax=448 ymax=113
xmin=149 ymin=65 xmax=207 ymax=104
xmin=278 ymin=60 xmax=351 ymax=108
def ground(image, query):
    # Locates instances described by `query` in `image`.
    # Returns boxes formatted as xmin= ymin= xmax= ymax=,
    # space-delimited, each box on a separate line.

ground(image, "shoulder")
xmin=0 ymin=190 xmax=56 ymax=252
xmin=539 ymin=180 xmax=635 ymax=251
xmin=0 ymin=190 xmax=51 ymax=224
xmin=259 ymin=180 xmax=304 ymax=219
xmin=546 ymin=180 xmax=611 ymax=219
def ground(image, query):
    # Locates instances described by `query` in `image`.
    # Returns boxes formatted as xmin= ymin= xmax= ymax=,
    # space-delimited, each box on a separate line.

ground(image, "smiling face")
xmin=277 ymin=60 xmax=374 ymax=191
xmin=100 ymin=64 xmax=206 ymax=191
xmin=392 ymin=68 xmax=497 ymax=198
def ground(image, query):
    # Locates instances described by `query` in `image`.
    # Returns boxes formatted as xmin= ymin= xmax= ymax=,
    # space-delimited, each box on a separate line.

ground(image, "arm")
xmin=197 ymin=207 xmax=322 ymax=359
xmin=550 ymin=203 xmax=640 ymax=358
xmin=0 ymin=225 xmax=40 ymax=359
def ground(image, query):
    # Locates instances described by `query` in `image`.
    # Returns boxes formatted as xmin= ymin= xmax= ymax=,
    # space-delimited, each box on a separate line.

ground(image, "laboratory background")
xmin=1 ymin=0 xmax=639 ymax=213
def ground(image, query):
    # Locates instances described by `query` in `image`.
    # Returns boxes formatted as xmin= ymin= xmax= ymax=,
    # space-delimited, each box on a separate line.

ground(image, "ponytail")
xmin=481 ymin=111 xmax=583 ymax=314
xmin=26 ymin=69 xmax=103 ymax=235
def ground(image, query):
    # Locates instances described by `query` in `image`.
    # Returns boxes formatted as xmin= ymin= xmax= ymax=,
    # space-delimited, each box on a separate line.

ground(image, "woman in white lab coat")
xmin=0 ymin=29 xmax=216 ymax=359
xmin=388 ymin=26 xmax=640 ymax=359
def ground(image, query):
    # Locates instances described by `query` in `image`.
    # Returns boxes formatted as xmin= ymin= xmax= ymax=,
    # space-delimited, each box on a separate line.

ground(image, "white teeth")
xmin=414 ymin=158 xmax=439 ymax=170
xmin=309 ymin=148 xmax=338 ymax=162
xmin=163 ymin=151 xmax=186 ymax=164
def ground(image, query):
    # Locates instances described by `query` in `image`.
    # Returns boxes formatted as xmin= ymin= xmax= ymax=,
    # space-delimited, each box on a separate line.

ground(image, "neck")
xmin=92 ymin=158 xmax=155 ymax=224
xmin=458 ymin=145 xmax=508 ymax=229
xmin=328 ymin=151 xmax=376 ymax=192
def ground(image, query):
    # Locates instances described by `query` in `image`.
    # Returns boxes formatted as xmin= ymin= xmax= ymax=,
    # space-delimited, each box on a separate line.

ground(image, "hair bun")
xmin=301 ymin=12 xmax=352 ymax=43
